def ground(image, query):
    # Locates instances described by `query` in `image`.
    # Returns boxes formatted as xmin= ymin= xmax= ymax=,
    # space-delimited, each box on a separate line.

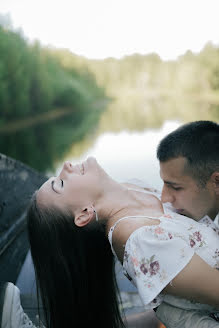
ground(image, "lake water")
xmin=55 ymin=120 xmax=181 ymax=191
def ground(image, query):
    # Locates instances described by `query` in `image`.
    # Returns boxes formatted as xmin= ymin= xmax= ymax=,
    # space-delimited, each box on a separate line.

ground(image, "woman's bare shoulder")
xmin=112 ymin=216 xmax=160 ymax=264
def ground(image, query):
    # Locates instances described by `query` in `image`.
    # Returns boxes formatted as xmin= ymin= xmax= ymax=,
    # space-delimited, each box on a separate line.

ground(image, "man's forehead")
xmin=159 ymin=157 xmax=191 ymax=182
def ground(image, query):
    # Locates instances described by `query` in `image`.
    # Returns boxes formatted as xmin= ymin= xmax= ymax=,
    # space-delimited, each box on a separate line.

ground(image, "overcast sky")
xmin=0 ymin=0 xmax=219 ymax=60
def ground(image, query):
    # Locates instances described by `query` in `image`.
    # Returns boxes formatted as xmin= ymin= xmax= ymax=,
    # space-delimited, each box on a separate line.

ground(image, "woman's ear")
xmin=74 ymin=206 xmax=94 ymax=227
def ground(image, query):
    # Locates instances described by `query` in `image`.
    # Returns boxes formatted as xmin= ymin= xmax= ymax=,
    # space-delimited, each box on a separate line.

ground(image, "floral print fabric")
xmin=108 ymin=184 xmax=219 ymax=312
xmin=121 ymin=213 xmax=219 ymax=310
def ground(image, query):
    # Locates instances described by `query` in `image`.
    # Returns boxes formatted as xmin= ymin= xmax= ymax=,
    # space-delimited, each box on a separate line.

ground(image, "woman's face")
xmin=37 ymin=157 xmax=109 ymax=214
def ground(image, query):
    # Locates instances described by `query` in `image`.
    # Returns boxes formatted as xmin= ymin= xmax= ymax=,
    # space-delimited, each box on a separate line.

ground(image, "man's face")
xmin=159 ymin=157 xmax=217 ymax=221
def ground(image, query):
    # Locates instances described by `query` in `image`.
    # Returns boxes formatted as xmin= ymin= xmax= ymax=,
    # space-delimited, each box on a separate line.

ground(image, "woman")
xmin=27 ymin=157 xmax=219 ymax=328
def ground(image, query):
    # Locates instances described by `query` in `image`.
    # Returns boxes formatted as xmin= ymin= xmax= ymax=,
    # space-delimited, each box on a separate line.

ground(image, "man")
xmin=157 ymin=120 xmax=219 ymax=223
xmin=1 ymin=120 xmax=218 ymax=328
xmin=155 ymin=120 xmax=219 ymax=328
xmin=126 ymin=120 xmax=219 ymax=328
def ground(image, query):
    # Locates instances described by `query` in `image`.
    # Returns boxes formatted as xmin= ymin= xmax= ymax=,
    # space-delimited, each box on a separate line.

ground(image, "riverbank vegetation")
xmin=0 ymin=20 xmax=218 ymax=171
xmin=84 ymin=45 xmax=219 ymax=131
xmin=47 ymin=43 xmax=219 ymax=134
xmin=0 ymin=25 xmax=108 ymax=171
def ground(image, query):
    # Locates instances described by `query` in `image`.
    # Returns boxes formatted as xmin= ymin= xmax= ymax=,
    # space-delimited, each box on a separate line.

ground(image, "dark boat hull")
xmin=0 ymin=153 xmax=47 ymax=283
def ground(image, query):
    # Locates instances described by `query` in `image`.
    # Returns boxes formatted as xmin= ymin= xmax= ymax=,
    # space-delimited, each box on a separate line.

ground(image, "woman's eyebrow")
xmin=51 ymin=180 xmax=59 ymax=194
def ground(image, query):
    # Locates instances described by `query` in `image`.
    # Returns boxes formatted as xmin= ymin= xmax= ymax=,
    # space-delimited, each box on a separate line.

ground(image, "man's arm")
xmin=163 ymin=253 xmax=219 ymax=309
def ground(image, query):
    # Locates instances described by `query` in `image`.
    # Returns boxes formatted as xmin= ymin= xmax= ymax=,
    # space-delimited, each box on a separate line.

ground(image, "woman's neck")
xmin=94 ymin=180 xmax=163 ymax=231
xmin=95 ymin=181 xmax=132 ymax=221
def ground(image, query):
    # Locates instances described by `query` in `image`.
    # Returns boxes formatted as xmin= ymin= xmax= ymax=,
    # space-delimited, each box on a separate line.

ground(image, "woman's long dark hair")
xmin=27 ymin=193 xmax=125 ymax=328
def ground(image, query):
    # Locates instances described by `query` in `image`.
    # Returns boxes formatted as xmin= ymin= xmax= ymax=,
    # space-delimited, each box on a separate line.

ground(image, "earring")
xmin=94 ymin=209 xmax=99 ymax=222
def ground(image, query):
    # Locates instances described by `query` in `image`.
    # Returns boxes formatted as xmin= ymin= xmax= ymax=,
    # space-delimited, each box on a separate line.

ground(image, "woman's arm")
xmin=163 ymin=253 xmax=219 ymax=309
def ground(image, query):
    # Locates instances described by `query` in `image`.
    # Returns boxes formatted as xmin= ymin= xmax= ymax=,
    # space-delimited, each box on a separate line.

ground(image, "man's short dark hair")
xmin=157 ymin=120 xmax=219 ymax=186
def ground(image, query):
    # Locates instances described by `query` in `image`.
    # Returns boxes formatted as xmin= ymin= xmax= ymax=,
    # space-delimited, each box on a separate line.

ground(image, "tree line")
xmin=48 ymin=43 xmax=219 ymax=133
xmin=0 ymin=19 xmax=218 ymax=171
xmin=0 ymin=25 xmax=108 ymax=171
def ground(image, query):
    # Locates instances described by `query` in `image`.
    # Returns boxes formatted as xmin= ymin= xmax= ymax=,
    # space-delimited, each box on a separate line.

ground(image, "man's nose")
xmin=161 ymin=185 xmax=174 ymax=204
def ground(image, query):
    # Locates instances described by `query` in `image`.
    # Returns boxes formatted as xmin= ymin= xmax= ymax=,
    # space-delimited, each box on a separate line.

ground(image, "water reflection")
xmin=55 ymin=120 xmax=181 ymax=191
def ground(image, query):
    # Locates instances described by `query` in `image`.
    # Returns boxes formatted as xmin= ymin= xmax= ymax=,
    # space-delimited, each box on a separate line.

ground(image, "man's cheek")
xmin=179 ymin=194 xmax=190 ymax=208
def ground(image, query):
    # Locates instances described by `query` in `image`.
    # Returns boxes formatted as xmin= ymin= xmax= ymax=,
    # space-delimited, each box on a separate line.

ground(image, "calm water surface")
xmin=55 ymin=120 xmax=181 ymax=191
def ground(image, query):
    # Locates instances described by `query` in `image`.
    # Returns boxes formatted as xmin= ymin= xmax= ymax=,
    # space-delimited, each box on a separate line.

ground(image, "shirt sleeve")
xmin=122 ymin=225 xmax=195 ymax=309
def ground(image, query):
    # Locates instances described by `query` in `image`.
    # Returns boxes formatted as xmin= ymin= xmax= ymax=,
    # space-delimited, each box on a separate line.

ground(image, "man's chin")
xmin=176 ymin=209 xmax=185 ymax=214
xmin=176 ymin=209 xmax=200 ymax=221
xmin=176 ymin=209 xmax=190 ymax=217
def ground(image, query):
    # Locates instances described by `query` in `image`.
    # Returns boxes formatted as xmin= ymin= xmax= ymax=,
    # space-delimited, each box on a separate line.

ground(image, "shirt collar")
xmin=200 ymin=214 xmax=219 ymax=228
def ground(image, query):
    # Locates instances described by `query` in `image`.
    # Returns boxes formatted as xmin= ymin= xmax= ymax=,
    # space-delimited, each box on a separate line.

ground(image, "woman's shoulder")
xmin=111 ymin=216 xmax=161 ymax=264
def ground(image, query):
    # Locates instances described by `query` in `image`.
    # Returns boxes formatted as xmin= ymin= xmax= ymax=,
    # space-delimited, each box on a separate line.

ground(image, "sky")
xmin=0 ymin=0 xmax=219 ymax=60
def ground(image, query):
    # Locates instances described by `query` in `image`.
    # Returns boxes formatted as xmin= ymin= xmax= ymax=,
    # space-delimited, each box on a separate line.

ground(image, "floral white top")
xmin=108 ymin=184 xmax=219 ymax=313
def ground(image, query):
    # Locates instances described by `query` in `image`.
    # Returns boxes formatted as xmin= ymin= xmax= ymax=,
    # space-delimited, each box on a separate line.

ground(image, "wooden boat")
xmin=0 ymin=153 xmax=46 ymax=283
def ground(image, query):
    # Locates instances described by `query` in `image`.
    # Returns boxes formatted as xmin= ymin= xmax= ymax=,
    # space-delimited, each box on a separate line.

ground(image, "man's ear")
xmin=74 ymin=206 xmax=94 ymax=227
xmin=211 ymin=172 xmax=219 ymax=195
